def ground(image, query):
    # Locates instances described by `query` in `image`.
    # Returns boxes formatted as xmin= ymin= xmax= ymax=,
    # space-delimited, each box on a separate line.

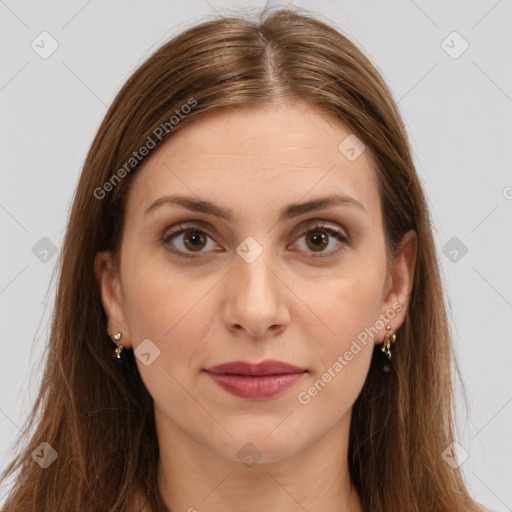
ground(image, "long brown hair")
xmin=0 ymin=6 xmax=489 ymax=511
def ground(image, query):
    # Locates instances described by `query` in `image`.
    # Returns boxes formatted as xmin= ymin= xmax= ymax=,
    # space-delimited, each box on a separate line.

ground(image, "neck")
xmin=154 ymin=405 xmax=363 ymax=512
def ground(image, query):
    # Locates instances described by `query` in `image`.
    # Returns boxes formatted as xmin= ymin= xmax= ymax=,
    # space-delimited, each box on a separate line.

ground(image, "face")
xmin=95 ymin=101 xmax=415 ymax=465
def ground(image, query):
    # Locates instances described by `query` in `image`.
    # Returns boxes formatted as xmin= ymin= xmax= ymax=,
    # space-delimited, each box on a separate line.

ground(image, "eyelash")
xmin=160 ymin=221 xmax=350 ymax=260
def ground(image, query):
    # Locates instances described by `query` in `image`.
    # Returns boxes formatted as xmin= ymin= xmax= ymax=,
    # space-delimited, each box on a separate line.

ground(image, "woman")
xmin=0 ymin=6 xmax=490 ymax=512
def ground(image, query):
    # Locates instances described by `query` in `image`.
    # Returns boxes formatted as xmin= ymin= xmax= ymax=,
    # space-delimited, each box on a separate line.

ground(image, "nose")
xmin=222 ymin=248 xmax=291 ymax=339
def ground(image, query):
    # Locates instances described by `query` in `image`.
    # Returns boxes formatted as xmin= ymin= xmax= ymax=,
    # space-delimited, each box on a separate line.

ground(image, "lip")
xmin=203 ymin=359 xmax=307 ymax=400
xmin=204 ymin=359 xmax=307 ymax=376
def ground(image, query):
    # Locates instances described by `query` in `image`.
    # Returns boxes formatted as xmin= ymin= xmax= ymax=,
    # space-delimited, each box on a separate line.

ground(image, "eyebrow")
xmin=143 ymin=193 xmax=367 ymax=222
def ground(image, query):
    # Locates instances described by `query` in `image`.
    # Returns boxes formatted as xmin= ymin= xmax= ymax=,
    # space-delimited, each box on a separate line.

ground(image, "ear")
xmin=375 ymin=229 xmax=417 ymax=344
xmin=94 ymin=250 xmax=132 ymax=349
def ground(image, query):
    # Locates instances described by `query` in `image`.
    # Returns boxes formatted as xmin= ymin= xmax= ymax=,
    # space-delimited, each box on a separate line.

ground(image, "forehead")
xmin=124 ymin=102 xmax=380 ymax=224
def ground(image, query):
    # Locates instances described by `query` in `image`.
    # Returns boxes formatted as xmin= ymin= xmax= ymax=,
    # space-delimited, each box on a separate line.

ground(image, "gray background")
xmin=1 ymin=0 xmax=511 ymax=510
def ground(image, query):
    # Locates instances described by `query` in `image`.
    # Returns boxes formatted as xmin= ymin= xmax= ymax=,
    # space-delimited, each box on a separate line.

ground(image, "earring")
xmin=381 ymin=325 xmax=396 ymax=361
xmin=108 ymin=331 xmax=125 ymax=363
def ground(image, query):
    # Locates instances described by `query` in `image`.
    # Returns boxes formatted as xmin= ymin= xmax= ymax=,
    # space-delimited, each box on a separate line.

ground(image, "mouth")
xmin=203 ymin=359 xmax=307 ymax=400
xmin=204 ymin=359 xmax=307 ymax=376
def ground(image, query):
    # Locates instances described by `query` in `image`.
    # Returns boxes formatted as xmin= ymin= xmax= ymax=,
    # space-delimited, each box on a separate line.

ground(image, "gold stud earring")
xmin=108 ymin=331 xmax=125 ymax=363
xmin=381 ymin=325 xmax=396 ymax=360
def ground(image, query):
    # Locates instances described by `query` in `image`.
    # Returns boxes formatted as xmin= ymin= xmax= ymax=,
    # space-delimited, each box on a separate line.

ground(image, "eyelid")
xmin=162 ymin=217 xmax=348 ymax=238
xmin=161 ymin=219 xmax=220 ymax=242
xmin=291 ymin=217 xmax=349 ymax=239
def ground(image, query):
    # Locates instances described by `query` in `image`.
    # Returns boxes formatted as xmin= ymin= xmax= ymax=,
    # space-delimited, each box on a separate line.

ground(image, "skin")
xmin=95 ymin=101 xmax=416 ymax=512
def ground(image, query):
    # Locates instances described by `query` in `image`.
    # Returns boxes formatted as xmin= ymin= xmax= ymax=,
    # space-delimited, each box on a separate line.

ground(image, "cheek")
xmin=314 ymin=263 xmax=385 ymax=348
xmin=295 ymin=275 xmax=383 ymax=416
xmin=302 ymin=253 xmax=386 ymax=391
xmin=121 ymin=262 xmax=216 ymax=373
xmin=120 ymin=273 xmax=209 ymax=431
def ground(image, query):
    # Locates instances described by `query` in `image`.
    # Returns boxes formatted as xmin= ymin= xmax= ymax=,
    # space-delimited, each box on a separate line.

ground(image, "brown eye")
xmin=292 ymin=223 xmax=349 ymax=259
xmin=305 ymin=231 xmax=329 ymax=252
xmin=182 ymin=231 xmax=208 ymax=252
xmin=161 ymin=225 xmax=218 ymax=259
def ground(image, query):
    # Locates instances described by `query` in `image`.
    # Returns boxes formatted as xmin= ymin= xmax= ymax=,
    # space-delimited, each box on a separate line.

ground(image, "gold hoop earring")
xmin=381 ymin=325 xmax=396 ymax=360
xmin=108 ymin=331 xmax=125 ymax=363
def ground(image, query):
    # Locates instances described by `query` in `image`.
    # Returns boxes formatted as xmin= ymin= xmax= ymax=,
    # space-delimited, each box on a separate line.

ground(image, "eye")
xmin=160 ymin=221 xmax=350 ymax=259
xmin=161 ymin=223 xmax=219 ymax=259
xmin=291 ymin=223 xmax=350 ymax=259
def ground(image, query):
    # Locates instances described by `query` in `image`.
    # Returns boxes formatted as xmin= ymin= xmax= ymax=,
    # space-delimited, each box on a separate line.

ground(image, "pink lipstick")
xmin=203 ymin=359 xmax=307 ymax=400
